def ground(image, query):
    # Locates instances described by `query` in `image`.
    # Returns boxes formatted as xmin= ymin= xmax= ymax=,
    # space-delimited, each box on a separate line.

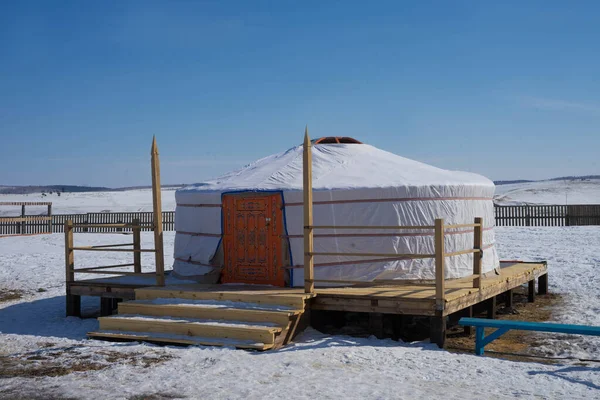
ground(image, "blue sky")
xmin=1 ymin=1 xmax=599 ymax=187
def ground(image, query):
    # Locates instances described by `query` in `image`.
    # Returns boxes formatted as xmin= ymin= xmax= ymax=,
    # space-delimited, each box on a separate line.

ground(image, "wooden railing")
xmin=301 ymin=127 xmax=484 ymax=311
xmin=64 ymin=219 xmax=165 ymax=286
xmin=303 ymin=218 xmax=484 ymax=311
xmin=0 ymin=201 xmax=52 ymax=237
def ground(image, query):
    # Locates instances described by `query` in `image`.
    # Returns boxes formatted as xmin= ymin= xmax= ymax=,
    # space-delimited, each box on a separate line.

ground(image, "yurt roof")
xmin=179 ymin=141 xmax=494 ymax=193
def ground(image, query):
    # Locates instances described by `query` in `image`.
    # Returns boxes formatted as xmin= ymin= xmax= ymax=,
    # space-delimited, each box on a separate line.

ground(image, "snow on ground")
xmin=494 ymin=178 xmax=600 ymax=205
xmin=0 ymin=228 xmax=599 ymax=399
xmin=0 ymin=188 xmax=178 ymax=215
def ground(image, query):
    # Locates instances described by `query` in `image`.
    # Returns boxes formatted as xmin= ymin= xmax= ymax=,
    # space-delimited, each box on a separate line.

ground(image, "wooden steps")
xmin=118 ymin=299 xmax=301 ymax=326
xmin=86 ymin=330 xmax=274 ymax=350
xmin=88 ymin=285 xmax=312 ymax=350
xmin=133 ymin=285 xmax=310 ymax=308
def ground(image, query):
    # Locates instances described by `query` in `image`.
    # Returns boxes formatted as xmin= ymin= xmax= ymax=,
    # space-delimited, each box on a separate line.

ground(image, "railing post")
xmin=303 ymin=127 xmax=314 ymax=294
xmin=473 ymin=217 xmax=483 ymax=289
xmin=151 ymin=137 xmax=165 ymax=286
xmin=434 ymin=218 xmax=445 ymax=312
xmin=64 ymin=219 xmax=80 ymax=317
xmin=65 ymin=220 xmax=74 ymax=282
xmin=132 ymin=218 xmax=142 ymax=274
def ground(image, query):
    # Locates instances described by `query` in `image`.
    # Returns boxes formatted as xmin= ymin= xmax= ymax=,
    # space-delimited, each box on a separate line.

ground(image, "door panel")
xmin=222 ymin=193 xmax=284 ymax=286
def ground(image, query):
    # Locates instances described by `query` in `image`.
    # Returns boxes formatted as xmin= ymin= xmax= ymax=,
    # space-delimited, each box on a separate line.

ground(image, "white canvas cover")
xmin=173 ymin=142 xmax=499 ymax=286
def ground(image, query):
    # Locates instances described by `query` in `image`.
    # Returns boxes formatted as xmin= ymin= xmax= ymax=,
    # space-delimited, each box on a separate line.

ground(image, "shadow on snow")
xmin=0 ymin=295 xmax=99 ymax=340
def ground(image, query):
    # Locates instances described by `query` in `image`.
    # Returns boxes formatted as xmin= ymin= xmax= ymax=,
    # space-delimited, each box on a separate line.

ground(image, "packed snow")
xmin=0 ymin=188 xmax=178 ymax=215
xmin=1 ymin=227 xmax=599 ymax=399
xmin=494 ymin=178 xmax=600 ymax=205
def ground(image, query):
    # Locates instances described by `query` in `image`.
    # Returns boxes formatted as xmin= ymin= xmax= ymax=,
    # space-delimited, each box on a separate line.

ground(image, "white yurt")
xmin=173 ymin=137 xmax=499 ymax=287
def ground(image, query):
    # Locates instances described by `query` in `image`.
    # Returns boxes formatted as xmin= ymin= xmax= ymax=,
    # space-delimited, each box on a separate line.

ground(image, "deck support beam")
xmin=430 ymin=314 xmax=446 ymax=348
xmin=463 ymin=306 xmax=473 ymax=335
xmin=486 ymin=296 xmax=497 ymax=319
xmin=101 ymin=297 xmax=119 ymax=316
xmin=528 ymin=280 xmax=536 ymax=303
xmin=505 ymin=289 xmax=513 ymax=308
xmin=538 ymin=273 xmax=548 ymax=295
xmin=369 ymin=312 xmax=384 ymax=339
xmin=66 ymin=293 xmax=81 ymax=317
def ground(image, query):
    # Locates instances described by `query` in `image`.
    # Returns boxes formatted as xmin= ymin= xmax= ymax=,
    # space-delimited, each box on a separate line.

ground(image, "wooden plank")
xmin=444 ymin=223 xmax=480 ymax=229
xmin=0 ymin=216 xmax=52 ymax=223
xmin=445 ymin=248 xmax=480 ymax=258
xmin=311 ymin=225 xmax=435 ymax=230
xmin=312 ymin=296 xmax=435 ymax=315
xmin=73 ymin=263 xmax=135 ymax=272
xmin=310 ymin=252 xmax=435 ymax=258
xmin=73 ymin=271 xmax=156 ymax=276
xmin=68 ymin=284 xmax=137 ymax=299
xmin=303 ymin=127 xmax=314 ymax=294
xmin=434 ymin=218 xmax=445 ymax=312
xmin=81 ymin=243 xmax=134 ymax=249
xmin=71 ymin=247 xmax=155 ymax=252
xmin=87 ymin=331 xmax=272 ymax=350
xmin=151 ymin=137 xmax=165 ymax=286
xmin=98 ymin=316 xmax=280 ymax=344
xmin=119 ymin=302 xmax=298 ymax=326
xmin=135 ymin=287 xmax=309 ymax=308
xmin=310 ymin=278 xmax=436 ymax=286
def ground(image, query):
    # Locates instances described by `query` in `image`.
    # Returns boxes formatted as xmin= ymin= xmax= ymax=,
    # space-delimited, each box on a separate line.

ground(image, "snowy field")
xmin=0 ymin=188 xmax=178 ymax=215
xmin=1 ymin=227 xmax=599 ymax=399
xmin=494 ymin=178 xmax=600 ymax=205
xmin=2 ymin=177 xmax=599 ymax=218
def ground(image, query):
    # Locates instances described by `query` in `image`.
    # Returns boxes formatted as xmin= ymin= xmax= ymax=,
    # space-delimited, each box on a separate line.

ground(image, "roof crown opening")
xmin=312 ymin=137 xmax=363 ymax=144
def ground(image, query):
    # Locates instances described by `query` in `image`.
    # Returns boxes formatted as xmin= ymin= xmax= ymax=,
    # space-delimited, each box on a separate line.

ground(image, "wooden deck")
xmin=70 ymin=261 xmax=547 ymax=347
xmin=70 ymin=262 xmax=546 ymax=317
xmin=313 ymin=261 xmax=547 ymax=317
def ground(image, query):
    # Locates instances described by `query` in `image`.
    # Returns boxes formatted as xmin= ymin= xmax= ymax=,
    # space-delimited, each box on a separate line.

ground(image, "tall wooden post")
xmin=151 ymin=137 xmax=165 ymax=286
xmin=473 ymin=217 xmax=483 ymax=288
xmin=434 ymin=219 xmax=445 ymax=312
xmin=132 ymin=218 xmax=142 ymax=273
xmin=303 ymin=127 xmax=314 ymax=294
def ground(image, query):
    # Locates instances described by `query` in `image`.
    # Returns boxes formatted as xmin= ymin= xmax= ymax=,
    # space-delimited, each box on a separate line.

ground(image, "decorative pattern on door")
xmin=222 ymin=193 xmax=284 ymax=286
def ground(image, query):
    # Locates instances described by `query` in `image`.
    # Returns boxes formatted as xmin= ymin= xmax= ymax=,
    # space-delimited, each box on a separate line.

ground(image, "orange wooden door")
xmin=222 ymin=193 xmax=284 ymax=286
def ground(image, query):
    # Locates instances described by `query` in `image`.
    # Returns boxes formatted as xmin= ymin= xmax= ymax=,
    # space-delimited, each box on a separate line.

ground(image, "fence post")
xmin=20 ymin=204 xmax=25 ymax=234
xmin=434 ymin=218 xmax=445 ymax=311
xmin=303 ymin=127 xmax=314 ymax=294
xmin=473 ymin=217 xmax=483 ymax=289
xmin=133 ymin=218 xmax=141 ymax=273
xmin=47 ymin=204 xmax=52 ymax=233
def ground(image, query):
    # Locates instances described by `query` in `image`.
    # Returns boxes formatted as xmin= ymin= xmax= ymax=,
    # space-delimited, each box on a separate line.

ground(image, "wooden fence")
xmin=0 ymin=211 xmax=175 ymax=235
xmin=2 ymin=204 xmax=600 ymax=235
xmin=494 ymin=204 xmax=600 ymax=226
xmin=0 ymin=202 xmax=53 ymax=236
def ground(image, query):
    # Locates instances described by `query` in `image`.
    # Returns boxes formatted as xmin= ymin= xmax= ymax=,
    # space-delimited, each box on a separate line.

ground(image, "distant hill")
xmin=494 ymin=175 xmax=600 ymax=186
xmin=0 ymin=184 xmax=185 ymax=195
